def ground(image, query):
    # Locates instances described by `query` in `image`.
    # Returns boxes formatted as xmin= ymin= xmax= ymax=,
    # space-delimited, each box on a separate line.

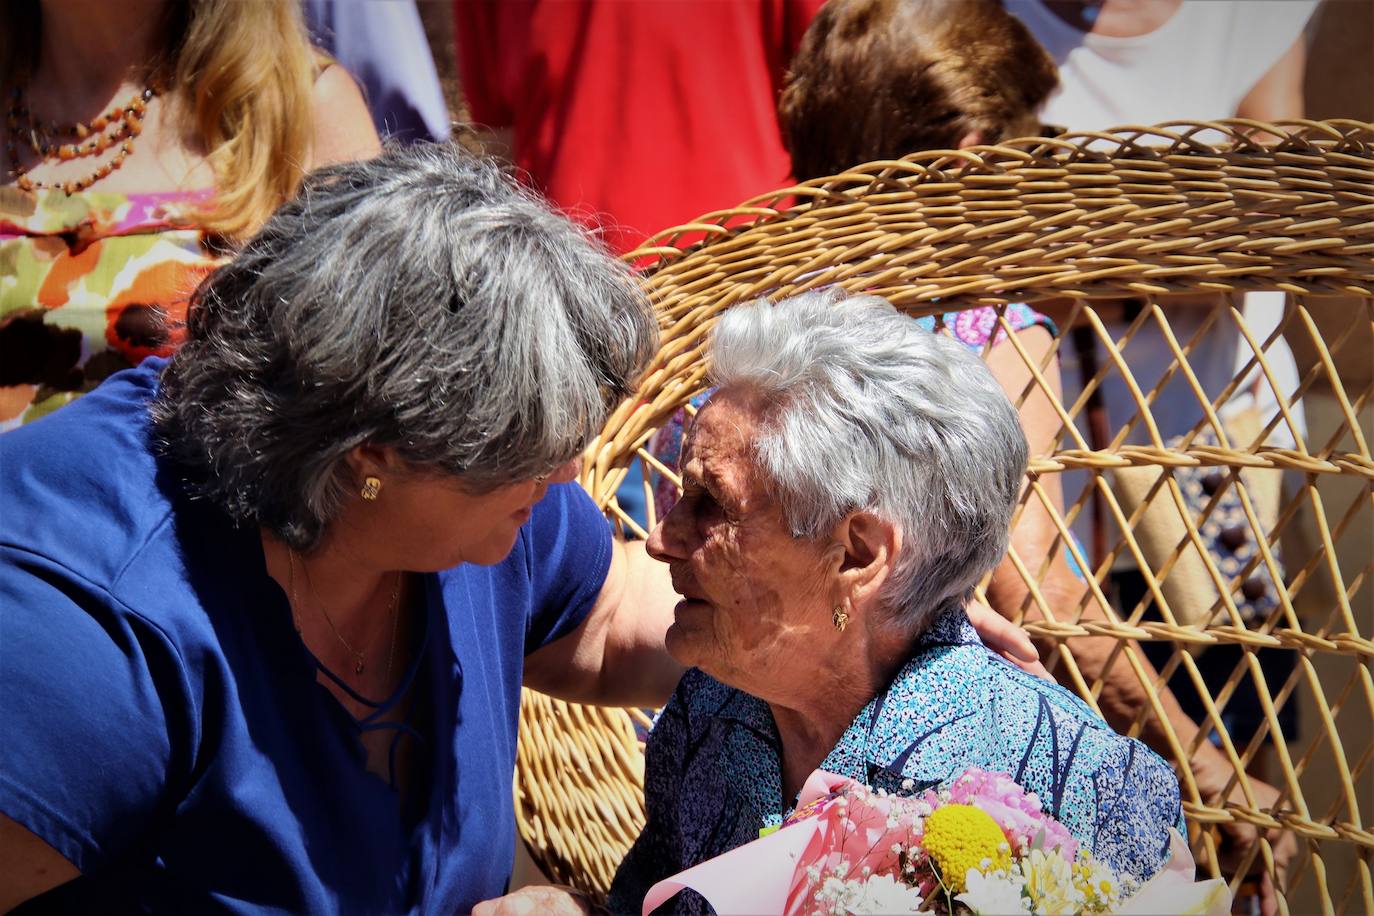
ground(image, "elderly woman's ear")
xmin=827 ymin=511 xmax=900 ymax=612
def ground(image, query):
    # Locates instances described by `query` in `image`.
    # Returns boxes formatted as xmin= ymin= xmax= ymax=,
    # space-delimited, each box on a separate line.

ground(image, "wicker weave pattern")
xmin=514 ymin=121 xmax=1374 ymax=913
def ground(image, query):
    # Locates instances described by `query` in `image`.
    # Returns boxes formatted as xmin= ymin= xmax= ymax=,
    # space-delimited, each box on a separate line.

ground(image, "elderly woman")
xmin=776 ymin=2 xmax=1295 ymax=897
xmin=609 ymin=292 xmax=1184 ymax=913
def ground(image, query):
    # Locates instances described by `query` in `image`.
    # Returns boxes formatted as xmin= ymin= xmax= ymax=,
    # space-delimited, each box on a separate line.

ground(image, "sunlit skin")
xmin=647 ymin=386 xmax=911 ymax=800
xmin=260 ymin=450 xmax=582 ymax=669
xmin=648 ymin=387 xmax=839 ymax=696
xmin=254 ymin=452 xmax=582 ymax=775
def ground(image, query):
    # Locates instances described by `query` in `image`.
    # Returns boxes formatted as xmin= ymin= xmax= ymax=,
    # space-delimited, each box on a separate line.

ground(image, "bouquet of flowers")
xmin=641 ymin=768 xmax=1230 ymax=915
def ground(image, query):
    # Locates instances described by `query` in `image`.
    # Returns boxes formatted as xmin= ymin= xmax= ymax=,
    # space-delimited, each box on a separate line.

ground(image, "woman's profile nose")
xmin=645 ymin=511 xmax=683 ymax=563
xmin=646 ymin=521 xmax=668 ymax=561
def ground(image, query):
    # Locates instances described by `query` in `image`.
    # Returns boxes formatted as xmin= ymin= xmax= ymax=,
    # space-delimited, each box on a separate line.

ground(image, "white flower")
xmin=1072 ymin=855 xmax=1123 ymax=911
xmin=817 ymin=875 xmax=864 ymax=914
xmin=846 ymin=874 xmax=924 ymax=914
xmin=958 ymin=869 xmax=1032 ymax=915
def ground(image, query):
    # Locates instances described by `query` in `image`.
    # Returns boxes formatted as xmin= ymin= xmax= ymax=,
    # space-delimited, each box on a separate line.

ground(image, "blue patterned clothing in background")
xmin=608 ymin=607 xmax=1183 ymax=915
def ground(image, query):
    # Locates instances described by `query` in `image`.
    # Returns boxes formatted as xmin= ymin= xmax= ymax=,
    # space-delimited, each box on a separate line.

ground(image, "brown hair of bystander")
xmin=779 ymin=0 xmax=1059 ymax=180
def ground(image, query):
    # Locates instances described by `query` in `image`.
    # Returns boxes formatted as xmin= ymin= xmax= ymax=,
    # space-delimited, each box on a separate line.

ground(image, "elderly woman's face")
xmin=647 ymin=387 xmax=839 ymax=693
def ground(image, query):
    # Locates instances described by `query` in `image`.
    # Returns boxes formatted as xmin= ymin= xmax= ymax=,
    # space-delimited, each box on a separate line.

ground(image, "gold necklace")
xmin=384 ymin=579 xmax=404 ymax=684
xmin=287 ymin=549 xmax=401 ymax=676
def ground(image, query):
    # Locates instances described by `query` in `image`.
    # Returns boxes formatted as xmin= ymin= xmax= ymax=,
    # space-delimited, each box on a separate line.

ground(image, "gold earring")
xmin=832 ymin=606 xmax=849 ymax=632
xmin=360 ymin=476 xmax=382 ymax=501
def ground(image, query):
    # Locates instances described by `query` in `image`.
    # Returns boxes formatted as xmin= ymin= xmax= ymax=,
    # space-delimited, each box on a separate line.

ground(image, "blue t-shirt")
xmin=0 ymin=360 xmax=613 ymax=913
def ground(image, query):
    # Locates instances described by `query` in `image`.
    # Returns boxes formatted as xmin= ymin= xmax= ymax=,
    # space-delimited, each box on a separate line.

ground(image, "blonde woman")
xmin=0 ymin=0 xmax=380 ymax=429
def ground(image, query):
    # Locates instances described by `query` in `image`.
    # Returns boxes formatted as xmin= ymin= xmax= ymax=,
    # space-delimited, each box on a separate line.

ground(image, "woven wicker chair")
xmin=515 ymin=120 xmax=1374 ymax=914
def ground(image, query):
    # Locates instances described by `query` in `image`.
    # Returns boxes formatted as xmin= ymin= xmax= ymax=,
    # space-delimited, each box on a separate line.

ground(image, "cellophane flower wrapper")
xmin=640 ymin=768 xmax=1232 ymax=916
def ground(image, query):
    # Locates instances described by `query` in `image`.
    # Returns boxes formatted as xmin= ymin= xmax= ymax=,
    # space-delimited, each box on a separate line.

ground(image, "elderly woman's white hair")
xmin=708 ymin=291 xmax=1029 ymax=632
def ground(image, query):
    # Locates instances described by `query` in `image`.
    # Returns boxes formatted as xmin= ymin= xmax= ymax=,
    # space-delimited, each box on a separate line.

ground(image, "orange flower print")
xmin=104 ymin=259 xmax=217 ymax=364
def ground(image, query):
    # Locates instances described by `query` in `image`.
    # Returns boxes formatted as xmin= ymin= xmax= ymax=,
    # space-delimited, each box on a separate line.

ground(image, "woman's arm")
xmin=525 ymin=538 xmax=1044 ymax=708
xmin=0 ymin=815 xmax=79 ymax=913
xmin=1235 ymin=36 xmax=1306 ymax=123
xmin=524 ymin=538 xmax=685 ymax=708
xmin=0 ymin=551 xmax=186 ymax=913
xmin=309 ymin=64 xmax=383 ymax=169
xmin=982 ymin=327 xmax=1295 ymax=909
xmin=984 ymin=326 xmax=1219 ymax=749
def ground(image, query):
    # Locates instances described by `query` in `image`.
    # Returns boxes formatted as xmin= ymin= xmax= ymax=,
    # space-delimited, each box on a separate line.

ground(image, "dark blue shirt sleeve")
xmin=521 ymin=482 xmax=614 ymax=654
xmin=1090 ymin=737 xmax=1187 ymax=884
xmin=0 ymin=548 xmax=192 ymax=874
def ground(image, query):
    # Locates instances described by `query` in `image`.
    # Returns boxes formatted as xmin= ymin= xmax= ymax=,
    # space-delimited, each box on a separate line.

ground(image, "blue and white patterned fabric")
xmin=609 ymin=607 xmax=1184 ymax=914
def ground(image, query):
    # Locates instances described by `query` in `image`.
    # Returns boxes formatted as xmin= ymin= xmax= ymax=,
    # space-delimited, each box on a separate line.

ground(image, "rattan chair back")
xmin=516 ymin=121 xmax=1374 ymax=914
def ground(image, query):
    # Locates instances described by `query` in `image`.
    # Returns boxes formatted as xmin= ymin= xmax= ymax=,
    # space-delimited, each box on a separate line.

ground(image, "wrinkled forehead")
xmin=680 ymin=386 xmax=768 ymax=479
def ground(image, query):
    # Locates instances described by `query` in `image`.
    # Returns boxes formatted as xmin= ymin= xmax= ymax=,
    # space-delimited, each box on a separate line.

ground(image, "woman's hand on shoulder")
xmin=309 ymin=64 xmax=382 ymax=169
xmin=473 ymin=884 xmax=603 ymax=916
xmin=966 ymin=598 xmax=1052 ymax=680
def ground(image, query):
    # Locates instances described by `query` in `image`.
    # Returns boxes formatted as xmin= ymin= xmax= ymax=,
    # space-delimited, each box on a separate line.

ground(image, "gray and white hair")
xmin=708 ymin=290 xmax=1028 ymax=633
xmin=153 ymin=143 xmax=657 ymax=550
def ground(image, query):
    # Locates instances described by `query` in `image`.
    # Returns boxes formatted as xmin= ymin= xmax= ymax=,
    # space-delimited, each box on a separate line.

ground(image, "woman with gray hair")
xmin=609 ymin=292 xmax=1184 ymax=913
xmin=0 ymin=143 xmax=684 ymax=914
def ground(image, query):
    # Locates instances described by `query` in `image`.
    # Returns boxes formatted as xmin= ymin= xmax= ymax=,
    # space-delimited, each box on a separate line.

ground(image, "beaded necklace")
xmin=5 ymin=84 xmax=157 ymax=194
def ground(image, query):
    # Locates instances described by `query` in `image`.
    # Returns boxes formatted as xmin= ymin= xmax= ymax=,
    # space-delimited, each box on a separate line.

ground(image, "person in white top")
xmin=1006 ymin=0 xmax=1313 ymax=454
xmin=1008 ymin=0 xmax=1314 ymax=461
xmin=1007 ymin=0 xmax=1315 ymax=128
xmin=1005 ymin=3 xmax=1319 ymax=913
xmin=1005 ymin=0 xmax=1314 ymax=450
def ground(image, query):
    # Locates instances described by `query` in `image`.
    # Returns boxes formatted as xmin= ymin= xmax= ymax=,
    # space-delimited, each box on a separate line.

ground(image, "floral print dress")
xmin=0 ymin=187 xmax=224 ymax=431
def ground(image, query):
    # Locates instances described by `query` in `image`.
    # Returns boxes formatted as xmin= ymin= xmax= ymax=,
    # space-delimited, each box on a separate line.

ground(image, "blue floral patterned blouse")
xmin=608 ymin=607 xmax=1184 ymax=914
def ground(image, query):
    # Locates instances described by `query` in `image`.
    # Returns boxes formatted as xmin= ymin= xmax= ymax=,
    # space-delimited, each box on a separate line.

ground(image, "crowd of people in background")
xmin=0 ymin=1 xmax=1329 ymax=913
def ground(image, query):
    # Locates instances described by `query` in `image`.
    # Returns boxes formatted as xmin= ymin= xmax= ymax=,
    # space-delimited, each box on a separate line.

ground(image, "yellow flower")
xmin=1023 ymin=848 xmax=1085 ymax=915
xmin=922 ymin=804 xmax=1011 ymax=893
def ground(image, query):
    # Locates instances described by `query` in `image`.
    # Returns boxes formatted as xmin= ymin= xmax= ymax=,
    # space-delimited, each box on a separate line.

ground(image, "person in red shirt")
xmin=454 ymin=0 xmax=824 ymax=255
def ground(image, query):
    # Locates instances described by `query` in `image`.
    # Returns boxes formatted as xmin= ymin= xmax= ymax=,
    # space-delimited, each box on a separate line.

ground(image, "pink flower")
xmin=938 ymin=769 xmax=1079 ymax=860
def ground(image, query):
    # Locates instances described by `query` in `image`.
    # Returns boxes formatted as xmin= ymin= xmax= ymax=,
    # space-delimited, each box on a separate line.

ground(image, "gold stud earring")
xmin=832 ymin=606 xmax=849 ymax=632
xmin=360 ymin=476 xmax=382 ymax=501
